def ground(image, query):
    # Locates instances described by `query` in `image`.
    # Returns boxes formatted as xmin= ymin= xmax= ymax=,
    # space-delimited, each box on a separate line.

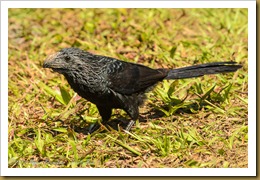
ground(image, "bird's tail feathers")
xmin=165 ymin=62 xmax=242 ymax=80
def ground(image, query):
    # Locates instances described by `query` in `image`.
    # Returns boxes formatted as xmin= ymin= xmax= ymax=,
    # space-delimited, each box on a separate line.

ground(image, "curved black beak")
xmin=43 ymin=53 xmax=59 ymax=68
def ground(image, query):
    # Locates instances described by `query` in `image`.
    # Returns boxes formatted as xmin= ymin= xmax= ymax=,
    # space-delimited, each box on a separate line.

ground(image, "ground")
xmin=8 ymin=8 xmax=248 ymax=168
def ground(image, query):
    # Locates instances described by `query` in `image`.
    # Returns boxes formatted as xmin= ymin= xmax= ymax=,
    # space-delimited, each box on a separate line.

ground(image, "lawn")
xmin=8 ymin=8 xmax=248 ymax=168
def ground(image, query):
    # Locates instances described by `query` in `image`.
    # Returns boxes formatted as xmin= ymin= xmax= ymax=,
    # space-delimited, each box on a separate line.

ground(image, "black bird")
xmin=43 ymin=47 xmax=242 ymax=132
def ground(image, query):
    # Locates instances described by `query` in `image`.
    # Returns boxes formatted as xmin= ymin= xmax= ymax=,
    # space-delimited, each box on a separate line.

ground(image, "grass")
xmin=8 ymin=8 xmax=248 ymax=168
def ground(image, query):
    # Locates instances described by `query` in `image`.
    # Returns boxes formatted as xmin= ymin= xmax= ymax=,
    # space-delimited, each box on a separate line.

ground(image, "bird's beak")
xmin=43 ymin=53 xmax=59 ymax=68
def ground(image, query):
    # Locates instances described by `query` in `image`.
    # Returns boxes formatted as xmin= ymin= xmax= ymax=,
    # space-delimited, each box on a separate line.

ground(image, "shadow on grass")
xmin=72 ymin=100 xmax=210 ymax=135
xmin=40 ymin=98 xmax=219 ymax=136
xmin=73 ymin=116 xmax=148 ymax=135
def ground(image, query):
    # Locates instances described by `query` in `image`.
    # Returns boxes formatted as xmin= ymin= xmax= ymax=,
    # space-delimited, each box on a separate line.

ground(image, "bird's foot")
xmin=88 ymin=123 xmax=101 ymax=134
xmin=125 ymin=120 xmax=135 ymax=132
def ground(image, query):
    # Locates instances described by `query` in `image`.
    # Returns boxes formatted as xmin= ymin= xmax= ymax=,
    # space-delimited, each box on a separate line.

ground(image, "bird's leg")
xmin=125 ymin=120 xmax=136 ymax=132
xmin=124 ymin=102 xmax=139 ymax=132
xmin=88 ymin=105 xmax=112 ymax=134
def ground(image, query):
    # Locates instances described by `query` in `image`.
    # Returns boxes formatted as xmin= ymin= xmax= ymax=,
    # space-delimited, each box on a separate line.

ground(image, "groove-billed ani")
xmin=43 ymin=47 xmax=242 ymax=132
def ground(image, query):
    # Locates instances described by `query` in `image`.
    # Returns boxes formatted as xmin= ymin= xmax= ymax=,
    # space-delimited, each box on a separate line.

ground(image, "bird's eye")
xmin=64 ymin=55 xmax=70 ymax=62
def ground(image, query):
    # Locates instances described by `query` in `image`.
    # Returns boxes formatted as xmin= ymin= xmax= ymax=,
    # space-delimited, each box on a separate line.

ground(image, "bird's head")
xmin=43 ymin=47 xmax=88 ymax=74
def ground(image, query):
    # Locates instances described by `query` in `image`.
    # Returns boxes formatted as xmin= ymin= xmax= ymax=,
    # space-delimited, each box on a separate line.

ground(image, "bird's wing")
xmin=106 ymin=59 xmax=168 ymax=95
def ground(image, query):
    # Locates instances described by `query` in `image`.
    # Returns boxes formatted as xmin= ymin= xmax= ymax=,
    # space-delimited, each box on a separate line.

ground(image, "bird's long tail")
xmin=165 ymin=62 xmax=242 ymax=80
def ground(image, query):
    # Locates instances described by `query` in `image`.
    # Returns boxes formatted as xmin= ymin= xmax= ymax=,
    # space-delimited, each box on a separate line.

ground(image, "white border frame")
xmin=1 ymin=0 xmax=256 ymax=176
